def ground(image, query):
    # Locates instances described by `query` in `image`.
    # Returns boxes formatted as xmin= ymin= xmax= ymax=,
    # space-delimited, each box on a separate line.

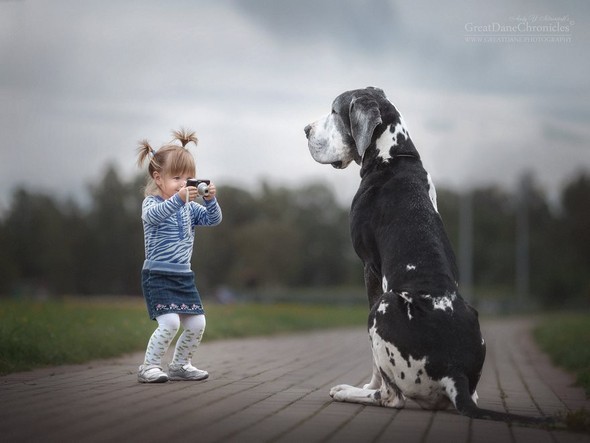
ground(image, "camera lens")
xmin=197 ymin=182 xmax=209 ymax=196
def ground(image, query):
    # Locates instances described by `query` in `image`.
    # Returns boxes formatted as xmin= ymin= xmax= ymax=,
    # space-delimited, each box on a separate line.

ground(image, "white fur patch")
xmin=369 ymin=320 xmax=449 ymax=408
xmin=440 ymin=377 xmax=458 ymax=405
xmin=398 ymin=114 xmax=410 ymax=136
xmin=390 ymin=122 xmax=409 ymax=147
xmin=421 ymin=292 xmax=456 ymax=312
xmin=398 ymin=291 xmax=413 ymax=320
xmin=375 ymin=118 xmax=409 ymax=162
xmin=330 ymin=320 xmax=455 ymax=410
xmin=406 ymin=264 xmax=416 ymax=271
xmin=377 ymin=301 xmax=388 ymax=314
xmin=307 ymin=113 xmax=353 ymax=166
xmin=375 ymin=124 xmax=395 ymax=161
xmin=330 ymin=384 xmax=405 ymax=408
xmin=427 ymin=173 xmax=438 ymax=213
xmin=382 ymin=276 xmax=388 ymax=292
xmin=399 ymin=291 xmax=412 ymax=303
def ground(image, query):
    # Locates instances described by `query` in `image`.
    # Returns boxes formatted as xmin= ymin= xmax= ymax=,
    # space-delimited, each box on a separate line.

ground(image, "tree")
xmin=0 ymin=190 xmax=79 ymax=296
xmin=83 ymin=165 xmax=144 ymax=294
xmin=0 ymin=167 xmax=588 ymax=308
xmin=559 ymin=172 xmax=590 ymax=303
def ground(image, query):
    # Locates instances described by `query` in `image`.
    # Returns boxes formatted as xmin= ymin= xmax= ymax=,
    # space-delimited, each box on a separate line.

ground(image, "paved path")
xmin=1 ymin=318 xmax=589 ymax=443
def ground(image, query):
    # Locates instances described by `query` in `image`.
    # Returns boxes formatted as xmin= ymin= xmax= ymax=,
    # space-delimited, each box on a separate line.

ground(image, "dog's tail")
xmin=451 ymin=376 xmax=555 ymax=426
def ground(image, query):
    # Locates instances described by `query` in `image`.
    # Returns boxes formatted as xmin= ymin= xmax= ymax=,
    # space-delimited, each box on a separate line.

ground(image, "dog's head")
xmin=305 ymin=86 xmax=402 ymax=169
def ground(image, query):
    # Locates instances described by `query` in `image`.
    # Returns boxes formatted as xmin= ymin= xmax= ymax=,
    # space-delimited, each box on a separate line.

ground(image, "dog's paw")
xmin=330 ymin=384 xmax=354 ymax=399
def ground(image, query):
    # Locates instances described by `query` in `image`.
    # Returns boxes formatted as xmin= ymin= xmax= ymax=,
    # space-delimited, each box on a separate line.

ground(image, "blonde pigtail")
xmin=172 ymin=128 xmax=199 ymax=148
xmin=137 ymin=139 xmax=158 ymax=168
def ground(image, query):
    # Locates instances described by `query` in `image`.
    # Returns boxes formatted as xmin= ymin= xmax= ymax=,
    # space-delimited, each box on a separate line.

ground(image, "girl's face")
xmin=154 ymin=171 xmax=194 ymax=200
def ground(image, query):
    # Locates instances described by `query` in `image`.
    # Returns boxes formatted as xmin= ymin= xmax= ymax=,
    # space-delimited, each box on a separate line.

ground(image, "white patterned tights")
xmin=143 ymin=313 xmax=206 ymax=367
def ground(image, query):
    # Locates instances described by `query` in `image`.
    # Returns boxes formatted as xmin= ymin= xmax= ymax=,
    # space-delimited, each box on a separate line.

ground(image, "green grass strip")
xmin=533 ymin=312 xmax=590 ymax=397
xmin=533 ymin=313 xmax=590 ymax=432
xmin=0 ymin=297 xmax=366 ymax=375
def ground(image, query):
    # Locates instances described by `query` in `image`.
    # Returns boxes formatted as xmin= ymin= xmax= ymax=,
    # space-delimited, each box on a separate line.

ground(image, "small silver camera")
xmin=186 ymin=179 xmax=210 ymax=197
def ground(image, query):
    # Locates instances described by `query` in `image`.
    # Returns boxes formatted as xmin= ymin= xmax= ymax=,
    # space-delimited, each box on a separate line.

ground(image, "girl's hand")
xmin=203 ymin=182 xmax=217 ymax=201
xmin=179 ymin=185 xmax=199 ymax=203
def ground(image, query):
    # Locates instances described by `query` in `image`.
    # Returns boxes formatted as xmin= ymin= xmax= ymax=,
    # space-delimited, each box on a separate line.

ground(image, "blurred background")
xmin=1 ymin=0 xmax=589 ymax=311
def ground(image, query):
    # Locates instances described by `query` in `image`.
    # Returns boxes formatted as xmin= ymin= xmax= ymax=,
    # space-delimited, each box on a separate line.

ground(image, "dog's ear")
xmin=366 ymin=86 xmax=386 ymax=97
xmin=349 ymin=96 xmax=382 ymax=158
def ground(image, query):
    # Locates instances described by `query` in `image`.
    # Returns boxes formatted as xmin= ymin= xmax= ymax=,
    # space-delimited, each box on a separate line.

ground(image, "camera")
xmin=186 ymin=178 xmax=211 ymax=197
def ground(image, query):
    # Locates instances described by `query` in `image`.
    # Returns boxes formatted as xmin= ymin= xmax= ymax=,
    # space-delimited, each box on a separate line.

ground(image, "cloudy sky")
xmin=1 ymin=0 xmax=588 ymax=211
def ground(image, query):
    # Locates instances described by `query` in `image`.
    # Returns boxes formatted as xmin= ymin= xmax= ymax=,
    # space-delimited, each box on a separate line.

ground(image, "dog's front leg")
xmin=363 ymin=359 xmax=382 ymax=389
xmin=330 ymin=383 xmax=406 ymax=408
xmin=363 ymin=264 xmax=384 ymax=389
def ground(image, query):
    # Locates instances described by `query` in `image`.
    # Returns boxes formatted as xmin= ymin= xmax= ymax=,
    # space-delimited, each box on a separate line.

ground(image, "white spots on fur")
xmin=332 ymin=319 xmax=459 ymax=411
xmin=375 ymin=124 xmax=394 ymax=161
xmin=440 ymin=377 xmax=458 ymax=406
xmin=472 ymin=390 xmax=479 ymax=405
xmin=369 ymin=320 xmax=449 ymax=408
xmin=375 ymin=117 xmax=409 ymax=162
xmin=382 ymin=276 xmax=388 ymax=292
xmin=433 ymin=297 xmax=454 ymax=311
xmin=427 ymin=173 xmax=439 ymax=213
xmin=399 ymin=291 xmax=412 ymax=303
xmin=377 ymin=301 xmax=388 ymax=314
xmin=397 ymin=291 xmax=413 ymax=320
xmin=391 ymin=120 xmax=409 ymax=147
xmin=481 ymin=338 xmax=485 ymax=346
xmin=406 ymin=264 xmax=416 ymax=271
xmin=421 ymin=292 xmax=456 ymax=312
xmin=398 ymin=114 xmax=410 ymax=136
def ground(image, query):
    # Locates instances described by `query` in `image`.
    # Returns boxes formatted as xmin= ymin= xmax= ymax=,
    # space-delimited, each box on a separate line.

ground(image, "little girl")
xmin=136 ymin=129 xmax=222 ymax=383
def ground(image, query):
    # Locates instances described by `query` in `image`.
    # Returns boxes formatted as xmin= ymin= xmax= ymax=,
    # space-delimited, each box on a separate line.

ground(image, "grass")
xmin=533 ymin=311 xmax=590 ymax=433
xmin=3 ymin=299 xmax=590 ymax=432
xmin=3 ymin=299 xmax=588 ymax=399
xmin=533 ymin=312 xmax=590 ymax=398
xmin=0 ymin=296 xmax=366 ymax=375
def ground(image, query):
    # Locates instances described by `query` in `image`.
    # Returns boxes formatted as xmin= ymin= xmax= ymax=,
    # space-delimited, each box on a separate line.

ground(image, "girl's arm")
xmin=191 ymin=197 xmax=222 ymax=226
xmin=142 ymin=194 xmax=184 ymax=225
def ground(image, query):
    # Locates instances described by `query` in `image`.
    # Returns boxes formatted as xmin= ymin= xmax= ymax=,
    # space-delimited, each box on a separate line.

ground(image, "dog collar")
xmin=393 ymin=153 xmax=418 ymax=159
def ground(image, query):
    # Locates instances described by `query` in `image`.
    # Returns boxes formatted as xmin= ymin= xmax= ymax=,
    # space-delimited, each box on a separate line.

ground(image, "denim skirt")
xmin=142 ymin=268 xmax=205 ymax=320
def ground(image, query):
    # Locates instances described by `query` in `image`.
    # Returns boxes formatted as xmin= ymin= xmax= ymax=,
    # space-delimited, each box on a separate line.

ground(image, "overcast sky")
xmin=1 ymin=0 xmax=588 ymax=211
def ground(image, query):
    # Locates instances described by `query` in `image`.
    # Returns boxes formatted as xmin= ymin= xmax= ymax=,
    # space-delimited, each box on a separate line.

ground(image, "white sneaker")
xmin=138 ymin=364 xmax=169 ymax=383
xmin=168 ymin=363 xmax=209 ymax=381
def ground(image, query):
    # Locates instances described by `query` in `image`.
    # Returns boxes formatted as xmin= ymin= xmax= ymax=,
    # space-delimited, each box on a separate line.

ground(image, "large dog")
xmin=304 ymin=87 xmax=549 ymax=424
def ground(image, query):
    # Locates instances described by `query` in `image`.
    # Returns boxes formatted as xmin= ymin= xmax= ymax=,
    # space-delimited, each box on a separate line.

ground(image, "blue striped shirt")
xmin=142 ymin=194 xmax=222 ymax=271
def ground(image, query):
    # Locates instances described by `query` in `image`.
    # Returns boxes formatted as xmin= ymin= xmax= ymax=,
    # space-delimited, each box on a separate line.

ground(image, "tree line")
xmin=0 ymin=165 xmax=588 ymax=307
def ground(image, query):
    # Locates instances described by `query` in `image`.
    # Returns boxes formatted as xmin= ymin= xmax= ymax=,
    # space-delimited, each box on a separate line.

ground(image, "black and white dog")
xmin=304 ymin=87 xmax=549 ymax=424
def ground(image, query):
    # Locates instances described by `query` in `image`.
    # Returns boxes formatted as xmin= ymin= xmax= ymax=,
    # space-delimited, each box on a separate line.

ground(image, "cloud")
xmin=0 ymin=0 xmax=588 ymax=213
xmin=231 ymin=0 xmax=400 ymax=51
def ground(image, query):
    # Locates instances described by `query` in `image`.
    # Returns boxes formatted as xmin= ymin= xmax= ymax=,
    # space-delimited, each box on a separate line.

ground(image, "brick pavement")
xmin=1 ymin=317 xmax=589 ymax=443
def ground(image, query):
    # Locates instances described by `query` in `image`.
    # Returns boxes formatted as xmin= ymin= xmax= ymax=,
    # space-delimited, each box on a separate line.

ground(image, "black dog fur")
xmin=305 ymin=87 xmax=553 ymax=426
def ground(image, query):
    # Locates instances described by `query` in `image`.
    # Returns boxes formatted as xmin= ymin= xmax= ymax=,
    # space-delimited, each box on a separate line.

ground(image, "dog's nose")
xmin=304 ymin=124 xmax=312 ymax=139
